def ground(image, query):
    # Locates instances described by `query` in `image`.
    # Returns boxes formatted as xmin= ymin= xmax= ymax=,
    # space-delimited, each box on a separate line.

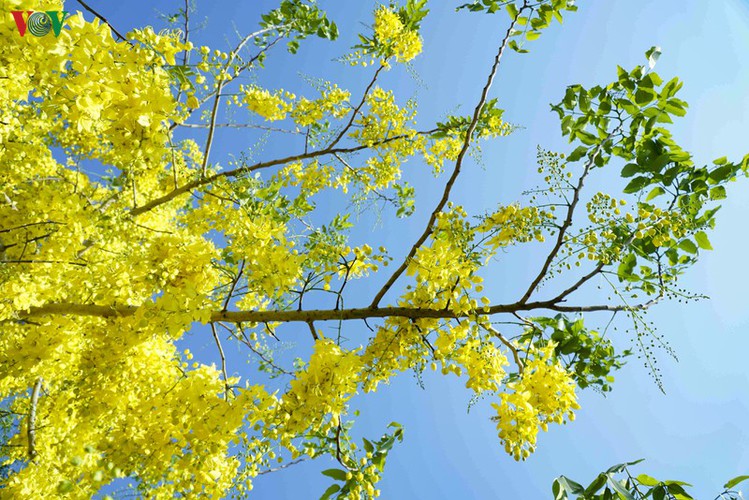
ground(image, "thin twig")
xmin=519 ymin=136 xmax=611 ymax=304
xmin=257 ymin=457 xmax=307 ymax=475
xmin=131 ymin=129 xmax=437 ymax=216
xmin=181 ymin=0 xmax=190 ymax=66
xmin=326 ymin=65 xmax=385 ymax=149
xmin=307 ymin=321 xmax=319 ymax=341
xmin=232 ymin=323 xmax=293 ymax=376
xmin=483 ymin=325 xmax=524 ymax=373
xmin=178 ymin=122 xmax=302 ymax=134
xmin=210 ymin=323 xmax=232 ymax=399
xmin=334 ymin=422 xmax=353 ymax=470
xmin=222 ymin=260 xmax=245 ymax=312
xmin=74 ymin=0 xmax=128 ymax=42
xmin=201 ymin=36 xmax=282 ymax=175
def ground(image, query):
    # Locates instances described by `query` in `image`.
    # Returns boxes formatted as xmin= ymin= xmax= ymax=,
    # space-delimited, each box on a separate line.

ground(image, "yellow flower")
xmin=373 ymin=7 xmax=423 ymax=63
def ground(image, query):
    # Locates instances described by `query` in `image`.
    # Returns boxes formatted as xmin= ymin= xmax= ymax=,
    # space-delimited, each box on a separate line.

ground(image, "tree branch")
xmin=370 ymin=9 xmax=523 ymax=308
xmin=131 ymin=130 xmax=436 ymax=216
xmin=519 ymin=138 xmax=609 ymax=304
xmin=21 ymin=297 xmax=661 ymax=324
xmin=27 ymin=378 xmax=43 ymax=461
xmin=222 ymin=260 xmax=245 ymax=312
xmin=326 ymin=64 xmax=385 ymax=150
xmin=483 ymin=325 xmax=523 ymax=373
xmin=210 ymin=323 xmax=232 ymax=399
xmin=74 ymin=0 xmax=128 ymax=42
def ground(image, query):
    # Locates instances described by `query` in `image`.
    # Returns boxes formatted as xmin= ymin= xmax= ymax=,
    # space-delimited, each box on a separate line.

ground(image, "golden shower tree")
xmin=1 ymin=0 xmax=745 ymax=497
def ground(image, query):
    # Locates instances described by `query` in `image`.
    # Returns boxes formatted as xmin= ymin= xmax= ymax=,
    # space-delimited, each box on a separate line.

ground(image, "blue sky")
xmin=71 ymin=0 xmax=749 ymax=497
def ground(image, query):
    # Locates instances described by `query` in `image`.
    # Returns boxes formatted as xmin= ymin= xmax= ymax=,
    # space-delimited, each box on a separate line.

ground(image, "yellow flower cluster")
xmin=492 ymin=344 xmax=579 ymax=461
xmin=0 ymin=315 xmax=271 ymax=497
xmin=351 ymin=87 xmax=418 ymax=147
xmin=291 ymin=84 xmax=351 ymax=126
xmin=454 ymin=338 xmax=509 ymax=393
xmin=373 ymin=6 xmax=423 ymax=63
xmin=277 ymin=160 xmax=337 ymax=196
xmin=0 ymin=1 xmax=603 ymax=495
xmin=241 ymin=82 xmax=351 ymax=125
xmin=477 ymin=204 xmax=548 ymax=249
xmin=130 ymin=26 xmax=192 ymax=66
xmin=571 ymin=196 xmax=689 ymax=266
xmin=0 ymin=10 xmax=287 ymax=495
xmin=481 ymin=114 xmax=514 ymax=138
xmin=431 ymin=321 xmax=508 ymax=393
xmin=361 ymin=317 xmax=437 ymax=392
xmin=279 ymin=339 xmax=362 ymax=435
xmin=241 ymin=85 xmax=293 ymax=121
xmin=424 ymin=136 xmax=464 ymax=174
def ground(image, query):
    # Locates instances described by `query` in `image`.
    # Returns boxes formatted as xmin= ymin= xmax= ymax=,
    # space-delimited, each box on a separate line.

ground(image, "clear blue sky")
xmin=85 ymin=0 xmax=749 ymax=498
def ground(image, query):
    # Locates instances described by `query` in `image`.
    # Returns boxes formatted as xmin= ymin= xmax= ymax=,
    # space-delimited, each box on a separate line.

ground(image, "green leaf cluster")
xmin=319 ymin=423 xmax=404 ymax=500
xmin=519 ymin=315 xmax=628 ymax=393
xmin=553 ymin=460 xmax=749 ymax=500
xmin=259 ymin=0 xmax=339 ymax=54
xmin=457 ymin=0 xmax=577 ymax=52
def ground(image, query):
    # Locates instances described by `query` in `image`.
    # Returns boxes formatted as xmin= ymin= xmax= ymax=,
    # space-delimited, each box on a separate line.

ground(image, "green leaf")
xmin=669 ymin=150 xmax=691 ymax=162
xmin=321 ymin=469 xmax=348 ymax=481
xmin=709 ymin=165 xmax=734 ymax=183
xmin=636 ymin=474 xmax=660 ymax=486
xmin=585 ymin=473 xmax=608 ymax=495
xmin=606 ymin=459 xmax=645 ymax=474
xmin=694 ymin=231 xmax=713 ymax=250
xmin=556 ymin=476 xmax=585 ymax=495
xmin=621 ymin=163 xmax=639 ymax=178
xmin=649 ymin=153 xmax=672 ymax=173
xmin=623 ymin=176 xmax=650 ymax=194
xmin=606 ymin=475 xmax=637 ymax=500
xmin=663 ymin=480 xmax=693 ymax=487
xmin=709 ymin=186 xmax=727 ymax=200
xmin=576 ymin=130 xmax=598 ymax=145
xmin=508 ymin=40 xmax=528 ymax=53
xmin=645 ymin=186 xmax=665 ymax=201
xmin=635 ymin=88 xmax=655 ymax=106
xmin=724 ymin=474 xmax=749 ymax=489
xmin=567 ymin=146 xmax=589 ymax=162
xmin=320 ymin=484 xmax=341 ymax=500
xmin=552 ymin=479 xmax=567 ymax=500
xmin=363 ymin=438 xmax=374 ymax=454
xmin=506 ymin=3 xmax=518 ymax=18
xmin=665 ymin=482 xmax=693 ymax=498
xmin=665 ymin=100 xmax=687 ymax=116
xmin=653 ymin=485 xmax=666 ymax=500
xmin=646 ymin=45 xmax=662 ymax=69
xmin=678 ymin=239 xmax=698 ymax=254
xmin=57 ymin=480 xmax=74 ymax=493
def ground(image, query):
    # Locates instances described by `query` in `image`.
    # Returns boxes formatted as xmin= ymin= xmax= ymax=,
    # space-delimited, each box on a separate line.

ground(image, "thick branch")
xmin=27 ymin=378 xmax=43 ymax=461
xmin=22 ymin=298 xmax=658 ymax=324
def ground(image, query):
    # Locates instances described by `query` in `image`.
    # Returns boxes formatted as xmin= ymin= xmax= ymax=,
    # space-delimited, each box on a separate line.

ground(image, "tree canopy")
xmin=1 ymin=0 xmax=747 ymax=498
